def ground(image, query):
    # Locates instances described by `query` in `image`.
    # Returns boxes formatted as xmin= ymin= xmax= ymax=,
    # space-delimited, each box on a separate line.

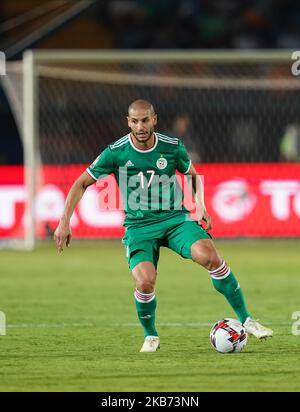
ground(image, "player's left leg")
xmin=190 ymin=238 xmax=273 ymax=339
xmin=190 ymin=238 xmax=250 ymax=324
xmin=165 ymin=217 xmax=250 ymax=323
xmin=165 ymin=216 xmax=273 ymax=339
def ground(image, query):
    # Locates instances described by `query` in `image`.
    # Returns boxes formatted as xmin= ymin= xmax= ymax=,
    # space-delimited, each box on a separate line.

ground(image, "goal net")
xmin=1 ymin=50 xmax=299 ymax=248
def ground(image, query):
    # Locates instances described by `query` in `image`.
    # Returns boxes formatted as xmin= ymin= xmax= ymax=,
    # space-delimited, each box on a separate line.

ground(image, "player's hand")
xmin=53 ymin=220 xmax=72 ymax=253
xmin=199 ymin=210 xmax=212 ymax=231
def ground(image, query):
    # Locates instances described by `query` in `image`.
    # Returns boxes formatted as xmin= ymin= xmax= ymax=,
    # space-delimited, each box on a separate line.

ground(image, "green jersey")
xmin=86 ymin=132 xmax=192 ymax=227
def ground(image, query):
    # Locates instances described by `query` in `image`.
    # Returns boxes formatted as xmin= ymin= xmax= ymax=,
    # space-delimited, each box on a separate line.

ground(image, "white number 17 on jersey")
xmin=137 ymin=170 xmax=155 ymax=188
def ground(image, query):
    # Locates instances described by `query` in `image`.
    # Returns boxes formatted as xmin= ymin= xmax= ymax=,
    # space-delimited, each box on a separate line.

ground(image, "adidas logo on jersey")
xmin=125 ymin=160 xmax=134 ymax=167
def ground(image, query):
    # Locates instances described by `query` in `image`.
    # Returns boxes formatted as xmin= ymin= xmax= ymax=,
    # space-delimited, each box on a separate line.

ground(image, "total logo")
xmin=212 ymin=178 xmax=300 ymax=222
xmin=212 ymin=179 xmax=256 ymax=222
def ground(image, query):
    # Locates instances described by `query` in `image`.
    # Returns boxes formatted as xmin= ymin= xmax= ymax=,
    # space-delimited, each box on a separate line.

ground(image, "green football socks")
xmin=209 ymin=261 xmax=250 ymax=324
xmin=134 ymin=289 xmax=158 ymax=337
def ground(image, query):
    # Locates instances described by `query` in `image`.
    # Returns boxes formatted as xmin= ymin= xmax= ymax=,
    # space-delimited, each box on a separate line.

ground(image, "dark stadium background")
xmin=1 ymin=0 xmax=300 ymax=394
xmin=1 ymin=0 xmax=300 ymax=165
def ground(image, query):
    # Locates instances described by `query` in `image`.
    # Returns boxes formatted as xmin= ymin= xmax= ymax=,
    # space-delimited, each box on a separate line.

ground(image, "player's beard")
xmin=132 ymin=127 xmax=154 ymax=144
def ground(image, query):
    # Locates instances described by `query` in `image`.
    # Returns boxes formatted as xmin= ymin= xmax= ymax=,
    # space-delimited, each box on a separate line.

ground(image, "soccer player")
xmin=54 ymin=99 xmax=273 ymax=352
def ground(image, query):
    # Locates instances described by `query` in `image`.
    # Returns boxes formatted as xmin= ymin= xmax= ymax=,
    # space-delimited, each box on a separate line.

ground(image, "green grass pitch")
xmin=0 ymin=239 xmax=300 ymax=392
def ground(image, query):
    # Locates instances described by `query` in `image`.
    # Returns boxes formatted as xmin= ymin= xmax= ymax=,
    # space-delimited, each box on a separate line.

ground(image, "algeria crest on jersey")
xmin=156 ymin=156 xmax=168 ymax=170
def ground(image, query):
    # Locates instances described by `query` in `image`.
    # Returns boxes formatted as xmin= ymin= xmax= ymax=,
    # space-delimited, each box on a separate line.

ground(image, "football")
xmin=210 ymin=318 xmax=248 ymax=353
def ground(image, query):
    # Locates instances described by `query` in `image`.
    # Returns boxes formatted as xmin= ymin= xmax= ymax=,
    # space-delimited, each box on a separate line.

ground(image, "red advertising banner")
xmin=1 ymin=164 xmax=300 ymax=239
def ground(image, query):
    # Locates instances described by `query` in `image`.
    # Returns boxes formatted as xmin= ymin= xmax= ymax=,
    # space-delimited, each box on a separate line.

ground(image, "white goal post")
xmin=2 ymin=49 xmax=298 ymax=249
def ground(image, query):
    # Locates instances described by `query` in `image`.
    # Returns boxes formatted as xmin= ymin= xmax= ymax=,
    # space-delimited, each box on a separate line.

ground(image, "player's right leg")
xmin=132 ymin=261 xmax=160 ymax=352
xmin=123 ymin=225 xmax=161 ymax=352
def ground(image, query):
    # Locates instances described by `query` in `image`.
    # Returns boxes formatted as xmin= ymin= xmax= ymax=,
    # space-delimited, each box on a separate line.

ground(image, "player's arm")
xmin=186 ymin=163 xmax=212 ymax=231
xmin=54 ymin=171 xmax=95 ymax=253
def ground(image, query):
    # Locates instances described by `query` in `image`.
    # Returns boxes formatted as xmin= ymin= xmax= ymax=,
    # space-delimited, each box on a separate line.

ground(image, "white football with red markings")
xmin=210 ymin=318 xmax=248 ymax=353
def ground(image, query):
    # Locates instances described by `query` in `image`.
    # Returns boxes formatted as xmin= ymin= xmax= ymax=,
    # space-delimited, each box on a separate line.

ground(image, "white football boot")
xmin=140 ymin=336 xmax=160 ymax=352
xmin=244 ymin=317 xmax=273 ymax=339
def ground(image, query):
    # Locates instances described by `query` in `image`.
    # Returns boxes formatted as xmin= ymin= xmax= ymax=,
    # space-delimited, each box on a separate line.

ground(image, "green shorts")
xmin=122 ymin=213 xmax=211 ymax=270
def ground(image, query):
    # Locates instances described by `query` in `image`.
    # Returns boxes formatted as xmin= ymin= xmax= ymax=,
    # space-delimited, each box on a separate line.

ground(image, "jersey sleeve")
xmin=86 ymin=147 xmax=114 ymax=180
xmin=176 ymin=140 xmax=192 ymax=174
